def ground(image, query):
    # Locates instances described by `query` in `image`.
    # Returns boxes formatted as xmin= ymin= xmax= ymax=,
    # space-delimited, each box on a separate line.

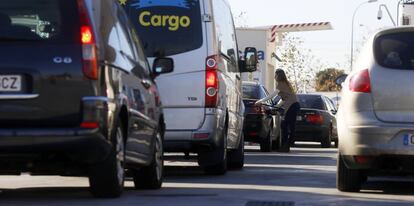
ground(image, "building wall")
xmin=400 ymin=3 xmax=414 ymax=25
xmin=236 ymin=28 xmax=277 ymax=93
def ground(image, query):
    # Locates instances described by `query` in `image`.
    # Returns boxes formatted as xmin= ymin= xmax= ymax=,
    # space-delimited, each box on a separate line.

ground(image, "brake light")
xmin=81 ymin=26 xmax=93 ymax=44
xmin=77 ymin=0 xmax=98 ymax=80
xmin=254 ymin=106 xmax=266 ymax=115
xmin=205 ymin=55 xmax=220 ymax=108
xmin=306 ymin=114 xmax=324 ymax=124
xmin=80 ymin=121 xmax=99 ymax=129
xmin=349 ymin=69 xmax=371 ymax=93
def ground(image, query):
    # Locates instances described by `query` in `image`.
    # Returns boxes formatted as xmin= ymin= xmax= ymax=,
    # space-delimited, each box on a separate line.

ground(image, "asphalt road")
xmin=1 ymin=143 xmax=414 ymax=206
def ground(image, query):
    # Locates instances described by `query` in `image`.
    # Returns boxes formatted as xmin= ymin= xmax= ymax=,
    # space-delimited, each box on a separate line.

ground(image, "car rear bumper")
xmin=0 ymin=128 xmax=112 ymax=164
xmin=243 ymin=118 xmax=269 ymax=143
xmin=164 ymin=109 xmax=226 ymax=153
xmin=295 ymin=125 xmax=328 ymax=142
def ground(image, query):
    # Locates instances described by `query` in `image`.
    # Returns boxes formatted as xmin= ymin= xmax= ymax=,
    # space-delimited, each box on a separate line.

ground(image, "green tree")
xmin=315 ymin=68 xmax=345 ymax=91
xmin=278 ymin=34 xmax=324 ymax=93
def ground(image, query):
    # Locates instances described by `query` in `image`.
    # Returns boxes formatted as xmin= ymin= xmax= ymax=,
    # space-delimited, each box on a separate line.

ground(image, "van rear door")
xmin=371 ymin=30 xmax=414 ymax=123
xmin=123 ymin=0 xmax=207 ymax=130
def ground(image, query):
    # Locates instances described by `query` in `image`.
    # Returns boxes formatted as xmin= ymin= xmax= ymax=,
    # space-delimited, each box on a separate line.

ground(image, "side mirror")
xmin=335 ymin=74 xmax=348 ymax=86
xmin=331 ymin=109 xmax=337 ymax=115
xmin=241 ymin=47 xmax=258 ymax=73
xmin=152 ymin=57 xmax=174 ymax=78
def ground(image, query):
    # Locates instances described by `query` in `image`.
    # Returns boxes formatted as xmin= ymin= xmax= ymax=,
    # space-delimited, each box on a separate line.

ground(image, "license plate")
xmin=403 ymin=134 xmax=414 ymax=146
xmin=297 ymin=116 xmax=303 ymax=121
xmin=0 ymin=75 xmax=21 ymax=92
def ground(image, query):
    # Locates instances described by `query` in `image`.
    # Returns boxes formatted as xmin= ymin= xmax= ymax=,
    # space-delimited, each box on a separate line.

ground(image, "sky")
xmin=227 ymin=0 xmax=401 ymax=71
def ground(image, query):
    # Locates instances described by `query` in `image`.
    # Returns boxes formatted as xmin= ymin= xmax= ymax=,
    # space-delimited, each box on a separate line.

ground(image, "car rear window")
xmin=374 ymin=31 xmax=414 ymax=70
xmin=0 ymin=0 xmax=78 ymax=43
xmin=242 ymin=85 xmax=266 ymax=100
xmin=297 ymin=95 xmax=325 ymax=110
xmin=122 ymin=0 xmax=203 ymax=57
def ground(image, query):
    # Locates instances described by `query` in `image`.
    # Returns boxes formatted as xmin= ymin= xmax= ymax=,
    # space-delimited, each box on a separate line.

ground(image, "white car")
xmin=336 ymin=27 xmax=414 ymax=192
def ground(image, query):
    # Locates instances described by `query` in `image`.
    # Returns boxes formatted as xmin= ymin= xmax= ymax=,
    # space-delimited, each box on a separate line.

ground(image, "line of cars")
xmin=241 ymin=82 xmax=339 ymax=151
xmin=0 ymin=0 xmax=258 ymax=198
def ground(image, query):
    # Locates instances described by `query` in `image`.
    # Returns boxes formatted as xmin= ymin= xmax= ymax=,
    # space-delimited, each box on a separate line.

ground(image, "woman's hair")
xmin=275 ymin=69 xmax=295 ymax=92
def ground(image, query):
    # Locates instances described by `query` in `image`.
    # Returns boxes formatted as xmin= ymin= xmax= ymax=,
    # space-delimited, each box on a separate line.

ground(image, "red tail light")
xmin=205 ymin=55 xmax=220 ymax=108
xmin=77 ymin=0 xmax=98 ymax=80
xmin=349 ymin=69 xmax=371 ymax=93
xmin=80 ymin=121 xmax=99 ymax=129
xmin=306 ymin=114 xmax=324 ymax=124
xmin=254 ymin=106 xmax=266 ymax=115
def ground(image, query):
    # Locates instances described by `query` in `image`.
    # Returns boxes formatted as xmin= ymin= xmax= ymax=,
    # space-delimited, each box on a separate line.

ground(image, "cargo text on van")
xmin=139 ymin=11 xmax=191 ymax=31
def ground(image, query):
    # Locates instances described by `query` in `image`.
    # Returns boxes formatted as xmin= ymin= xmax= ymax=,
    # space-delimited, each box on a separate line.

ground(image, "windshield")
xmin=242 ymin=85 xmax=266 ymax=99
xmin=297 ymin=95 xmax=325 ymax=110
xmin=375 ymin=32 xmax=414 ymax=70
xmin=122 ymin=0 xmax=203 ymax=57
xmin=0 ymin=0 xmax=78 ymax=43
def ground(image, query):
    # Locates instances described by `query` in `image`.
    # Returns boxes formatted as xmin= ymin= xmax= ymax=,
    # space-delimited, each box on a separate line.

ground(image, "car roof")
xmin=297 ymin=94 xmax=322 ymax=97
xmin=242 ymin=81 xmax=261 ymax=86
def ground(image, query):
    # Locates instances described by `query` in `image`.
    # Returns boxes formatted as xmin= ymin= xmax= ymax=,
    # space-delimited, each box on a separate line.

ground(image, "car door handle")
xmin=141 ymin=79 xmax=152 ymax=89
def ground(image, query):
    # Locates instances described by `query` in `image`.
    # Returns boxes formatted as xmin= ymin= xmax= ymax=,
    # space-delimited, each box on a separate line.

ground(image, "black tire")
xmin=272 ymin=128 xmax=281 ymax=151
xmin=89 ymin=123 xmax=125 ymax=198
xmin=321 ymin=128 xmax=332 ymax=148
xmin=201 ymin=126 xmax=228 ymax=175
xmin=334 ymin=139 xmax=339 ymax=148
xmin=260 ymin=131 xmax=272 ymax=152
xmin=337 ymin=154 xmax=362 ymax=192
xmin=228 ymin=133 xmax=244 ymax=170
xmin=133 ymin=128 xmax=164 ymax=189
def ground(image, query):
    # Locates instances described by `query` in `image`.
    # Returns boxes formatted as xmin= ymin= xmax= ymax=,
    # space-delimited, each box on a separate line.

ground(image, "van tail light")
xmin=77 ymin=0 xmax=98 ymax=80
xmin=349 ymin=69 xmax=371 ymax=93
xmin=205 ymin=55 xmax=220 ymax=108
xmin=306 ymin=113 xmax=324 ymax=125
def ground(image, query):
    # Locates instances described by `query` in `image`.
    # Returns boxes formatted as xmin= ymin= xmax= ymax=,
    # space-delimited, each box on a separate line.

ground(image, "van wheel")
xmin=228 ymin=133 xmax=244 ymax=170
xmin=260 ymin=131 xmax=272 ymax=152
xmin=89 ymin=123 xmax=125 ymax=198
xmin=337 ymin=154 xmax=361 ymax=192
xmin=200 ymin=127 xmax=228 ymax=175
xmin=321 ymin=128 xmax=332 ymax=148
xmin=133 ymin=128 xmax=164 ymax=189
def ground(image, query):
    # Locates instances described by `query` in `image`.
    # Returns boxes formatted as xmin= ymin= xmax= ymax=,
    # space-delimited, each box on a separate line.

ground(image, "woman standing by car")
xmin=255 ymin=69 xmax=300 ymax=152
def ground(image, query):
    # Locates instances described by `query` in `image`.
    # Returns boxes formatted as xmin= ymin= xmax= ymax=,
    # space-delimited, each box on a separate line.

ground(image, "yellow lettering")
xmin=151 ymin=15 xmax=162 ymax=26
xmin=162 ymin=15 xmax=170 ymax=27
xmin=139 ymin=11 xmax=151 ymax=27
xmin=168 ymin=16 xmax=179 ymax=31
xmin=139 ymin=12 xmax=191 ymax=31
xmin=180 ymin=16 xmax=191 ymax=27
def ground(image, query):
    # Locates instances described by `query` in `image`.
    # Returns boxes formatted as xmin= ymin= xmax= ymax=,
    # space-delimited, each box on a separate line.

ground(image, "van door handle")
xmin=141 ymin=79 xmax=152 ymax=89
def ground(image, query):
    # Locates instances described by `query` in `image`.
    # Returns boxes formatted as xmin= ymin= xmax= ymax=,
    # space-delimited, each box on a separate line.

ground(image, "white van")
xmin=122 ymin=0 xmax=257 ymax=175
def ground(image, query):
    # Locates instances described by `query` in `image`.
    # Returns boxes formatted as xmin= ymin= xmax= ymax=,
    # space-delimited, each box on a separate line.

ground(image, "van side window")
xmin=117 ymin=3 xmax=151 ymax=77
xmin=212 ymin=0 xmax=239 ymax=72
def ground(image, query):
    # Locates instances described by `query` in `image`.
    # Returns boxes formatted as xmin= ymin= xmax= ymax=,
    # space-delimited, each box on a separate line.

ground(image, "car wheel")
xmin=260 ymin=131 xmax=272 ymax=152
xmin=337 ymin=154 xmax=362 ymax=192
xmin=89 ymin=122 xmax=125 ymax=198
xmin=321 ymin=127 xmax=332 ymax=148
xmin=133 ymin=128 xmax=164 ymax=189
xmin=201 ymin=126 xmax=228 ymax=175
xmin=272 ymin=127 xmax=281 ymax=151
xmin=228 ymin=133 xmax=244 ymax=170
